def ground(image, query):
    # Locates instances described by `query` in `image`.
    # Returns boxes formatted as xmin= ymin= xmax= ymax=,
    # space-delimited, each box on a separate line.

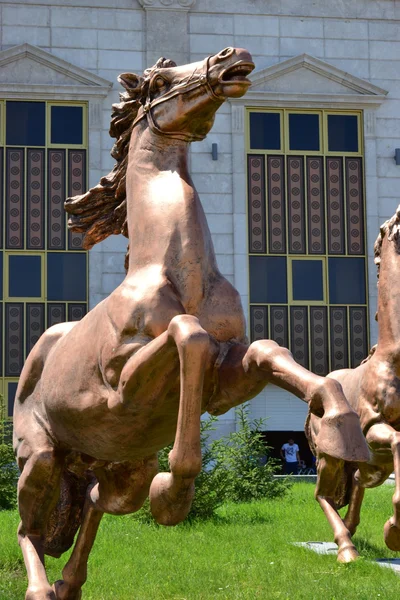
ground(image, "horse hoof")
xmin=26 ymin=587 xmax=56 ymax=600
xmin=384 ymin=518 xmax=400 ymax=551
xmin=53 ymin=581 xmax=82 ymax=600
xmin=337 ymin=544 xmax=359 ymax=563
xmin=149 ymin=472 xmax=194 ymax=526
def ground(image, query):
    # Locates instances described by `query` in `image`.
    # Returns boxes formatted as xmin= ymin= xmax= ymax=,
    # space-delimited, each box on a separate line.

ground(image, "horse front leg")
xmin=149 ymin=315 xmax=216 ymax=525
xmin=209 ymin=340 xmax=369 ymax=462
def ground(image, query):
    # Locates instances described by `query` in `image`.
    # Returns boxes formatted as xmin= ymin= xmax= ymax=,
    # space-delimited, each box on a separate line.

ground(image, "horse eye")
xmin=155 ymin=77 xmax=166 ymax=89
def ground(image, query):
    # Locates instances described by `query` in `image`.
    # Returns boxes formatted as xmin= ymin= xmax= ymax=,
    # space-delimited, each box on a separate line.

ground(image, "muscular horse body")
xmin=14 ymin=48 xmax=368 ymax=600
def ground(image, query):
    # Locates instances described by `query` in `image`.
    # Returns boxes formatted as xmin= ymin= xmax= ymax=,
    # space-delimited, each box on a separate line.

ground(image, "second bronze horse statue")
xmin=14 ymin=48 xmax=368 ymax=600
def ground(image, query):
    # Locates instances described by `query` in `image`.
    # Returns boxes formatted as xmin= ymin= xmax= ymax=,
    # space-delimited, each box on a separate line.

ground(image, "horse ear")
xmin=118 ymin=73 xmax=143 ymax=92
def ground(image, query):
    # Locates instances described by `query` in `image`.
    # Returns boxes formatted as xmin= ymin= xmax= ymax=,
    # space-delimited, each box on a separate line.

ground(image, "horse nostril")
xmin=217 ymin=47 xmax=234 ymax=59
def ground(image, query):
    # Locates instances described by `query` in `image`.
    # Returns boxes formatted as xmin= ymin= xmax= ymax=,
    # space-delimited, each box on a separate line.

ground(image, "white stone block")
xmin=365 ymin=176 xmax=379 ymax=217
xmin=103 ymin=252 xmax=126 ymax=273
xmin=89 ymin=131 xmax=101 ymax=170
xmin=191 ymin=173 xmax=232 ymax=194
xmin=89 ymin=169 xmax=103 ymax=189
xmin=323 ymin=18 xmax=368 ymax=40
xmin=232 ymin=172 xmax=246 ymax=215
xmin=51 ymin=7 xmax=98 ymax=29
xmin=370 ymin=41 xmax=400 ymax=61
xmin=280 ymin=37 xmax=324 ymax=58
xmin=216 ymin=254 xmax=234 ymax=275
xmin=378 ymin=157 xmax=400 ymax=178
xmin=50 ymin=47 xmax=97 ymax=70
xmin=212 ymin=233 xmax=233 ymax=254
xmin=378 ymin=197 xmax=399 ymax=218
xmin=234 ymin=35 xmax=279 ymax=57
xmin=364 ymin=139 xmax=378 ymax=178
xmin=101 ymin=150 xmax=115 ymax=172
xmin=205 ymin=213 xmax=233 ymax=233
xmin=372 ymin=79 xmax=400 ymax=100
xmin=326 ymin=58 xmax=369 ymax=79
xmin=3 ymin=4 xmax=49 ymax=27
xmin=192 ymin=133 xmax=232 ymax=155
xmin=97 ymin=235 xmax=128 ymax=253
xmin=379 ymin=177 xmax=400 ymax=198
xmin=97 ymin=9 xmax=143 ymax=32
xmin=369 ymin=21 xmax=400 ymax=41
xmin=370 ymin=60 xmax=400 ymax=80
xmin=190 ymin=14 xmax=233 ymax=35
xmin=234 ymin=253 xmax=248 ymax=296
xmin=376 ymin=118 xmax=400 ymax=138
xmin=280 ymin=16 xmax=323 ymax=39
xmin=3 ymin=25 xmax=50 ymax=47
xmin=376 ymin=98 xmax=400 ymax=119
xmin=98 ymin=50 xmax=143 ymax=71
xmin=212 ymin=114 xmax=232 ymax=135
xmin=51 ymin=27 xmax=97 ymax=49
xmin=102 ymin=273 xmax=124 ymax=295
xmin=325 ymin=39 xmax=368 ymax=59
xmin=190 ymin=34 xmax=235 ymax=55
xmin=233 ymin=15 xmax=279 ymax=37
xmin=101 ymin=130 xmax=114 ymax=154
xmin=97 ymin=30 xmax=143 ymax=52
xmin=359 ymin=1 xmax=394 ymax=19
xmin=233 ymin=213 xmax=247 ymax=255
xmin=201 ymin=195 xmax=233 ymax=215
xmin=377 ymin=138 xmax=398 ymax=158
xmin=191 ymin=153 xmax=232 ymax=175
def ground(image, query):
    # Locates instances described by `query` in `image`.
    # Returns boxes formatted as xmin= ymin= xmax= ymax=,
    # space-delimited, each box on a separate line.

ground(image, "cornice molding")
xmin=138 ymin=0 xmax=196 ymax=11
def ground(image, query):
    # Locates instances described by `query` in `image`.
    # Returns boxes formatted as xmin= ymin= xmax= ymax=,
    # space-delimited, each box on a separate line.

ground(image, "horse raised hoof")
xmin=337 ymin=543 xmax=359 ymax=563
xmin=384 ymin=518 xmax=400 ymax=551
xmin=53 ymin=581 xmax=82 ymax=600
xmin=25 ymin=587 xmax=56 ymax=600
xmin=149 ymin=472 xmax=195 ymax=526
xmin=315 ymin=410 xmax=369 ymax=462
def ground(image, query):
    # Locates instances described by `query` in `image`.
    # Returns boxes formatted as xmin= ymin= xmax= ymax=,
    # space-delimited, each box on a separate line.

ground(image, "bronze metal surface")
xmin=13 ymin=48 xmax=369 ymax=599
xmin=308 ymin=205 xmax=400 ymax=562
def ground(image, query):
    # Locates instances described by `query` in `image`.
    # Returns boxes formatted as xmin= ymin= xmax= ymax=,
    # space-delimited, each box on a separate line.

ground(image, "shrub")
xmin=212 ymin=404 xmax=291 ymax=504
xmin=0 ymin=420 xmax=18 ymax=510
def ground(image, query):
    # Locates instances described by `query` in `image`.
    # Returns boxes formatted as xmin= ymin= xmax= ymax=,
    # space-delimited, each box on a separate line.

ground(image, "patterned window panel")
xmin=345 ymin=158 xmax=364 ymax=255
xmin=26 ymin=303 xmax=45 ymax=357
xmin=310 ymin=306 xmax=329 ymax=375
xmin=0 ymin=148 xmax=3 ymax=249
xmin=68 ymin=150 xmax=86 ymax=251
xmin=287 ymin=157 xmax=306 ymax=254
xmin=27 ymin=149 xmax=45 ymax=250
xmin=250 ymin=306 xmax=268 ymax=342
xmin=326 ymin=158 xmax=345 ymax=255
xmin=349 ymin=307 xmax=368 ymax=368
xmin=267 ymin=156 xmax=286 ymax=254
xmin=48 ymin=150 xmax=66 ymax=250
xmin=47 ymin=303 xmax=66 ymax=328
xmin=68 ymin=303 xmax=87 ymax=322
xmin=5 ymin=303 xmax=24 ymax=377
xmin=270 ymin=306 xmax=288 ymax=348
xmin=6 ymin=148 xmax=24 ymax=249
xmin=330 ymin=307 xmax=348 ymax=371
xmin=290 ymin=306 xmax=309 ymax=369
xmin=306 ymin=157 xmax=325 ymax=255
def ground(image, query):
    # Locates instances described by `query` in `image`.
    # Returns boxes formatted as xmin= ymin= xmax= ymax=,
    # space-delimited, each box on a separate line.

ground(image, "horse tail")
xmin=43 ymin=469 xmax=92 ymax=558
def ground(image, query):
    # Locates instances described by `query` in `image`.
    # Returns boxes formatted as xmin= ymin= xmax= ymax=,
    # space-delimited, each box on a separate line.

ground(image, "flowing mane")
xmin=65 ymin=57 xmax=177 ymax=250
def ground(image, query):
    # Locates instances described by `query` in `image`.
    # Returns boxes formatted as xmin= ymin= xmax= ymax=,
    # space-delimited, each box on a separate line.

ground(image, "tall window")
xmin=247 ymin=109 xmax=368 ymax=375
xmin=0 ymin=100 xmax=88 ymax=417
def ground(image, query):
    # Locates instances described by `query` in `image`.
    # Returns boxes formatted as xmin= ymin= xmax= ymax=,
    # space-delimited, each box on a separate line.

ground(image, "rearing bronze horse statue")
xmin=14 ymin=48 xmax=368 ymax=600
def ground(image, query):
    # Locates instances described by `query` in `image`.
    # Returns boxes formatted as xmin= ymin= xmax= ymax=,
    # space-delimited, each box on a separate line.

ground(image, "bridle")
xmin=131 ymin=55 xmax=222 ymax=143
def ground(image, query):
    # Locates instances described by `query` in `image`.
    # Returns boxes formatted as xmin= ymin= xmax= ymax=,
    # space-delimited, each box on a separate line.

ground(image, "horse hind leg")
xmin=16 ymin=439 xmax=64 ymax=600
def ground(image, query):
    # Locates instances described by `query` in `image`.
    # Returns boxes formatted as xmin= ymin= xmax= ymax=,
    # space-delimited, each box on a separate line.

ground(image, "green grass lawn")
xmin=1 ymin=482 xmax=399 ymax=600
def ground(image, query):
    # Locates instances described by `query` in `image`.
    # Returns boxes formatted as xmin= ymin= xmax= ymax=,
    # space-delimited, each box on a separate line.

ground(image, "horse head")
xmin=118 ymin=47 xmax=254 ymax=142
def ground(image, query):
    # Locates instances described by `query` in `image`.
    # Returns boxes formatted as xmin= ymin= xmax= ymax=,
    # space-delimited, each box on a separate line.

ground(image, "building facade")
xmin=1 ymin=0 xmax=399 ymax=451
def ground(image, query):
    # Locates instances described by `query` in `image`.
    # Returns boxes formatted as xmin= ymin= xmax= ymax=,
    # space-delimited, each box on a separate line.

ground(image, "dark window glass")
xmin=47 ymin=253 xmax=87 ymax=301
xmin=289 ymin=113 xmax=320 ymax=151
xmin=51 ymin=106 xmax=83 ymax=145
xmin=249 ymin=113 xmax=281 ymax=150
xmin=292 ymin=260 xmax=324 ymax=301
xmin=328 ymin=115 xmax=358 ymax=152
xmin=6 ymin=101 xmax=45 ymax=146
xmin=9 ymin=255 xmax=42 ymax=298
xmin=8 ymin=382 xmax=18 ymax=417
xmin=249 ymin=256 xmax=287 ymax=303
xmin=328 ymin=257 xmax=366 ymax=304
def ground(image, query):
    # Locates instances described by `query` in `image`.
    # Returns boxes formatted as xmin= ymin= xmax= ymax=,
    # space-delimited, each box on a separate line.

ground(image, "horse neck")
xmin=125 ymin=121 xmax=218 ymax=286
xmin=377 ymin=234 xmax=400 ymax=359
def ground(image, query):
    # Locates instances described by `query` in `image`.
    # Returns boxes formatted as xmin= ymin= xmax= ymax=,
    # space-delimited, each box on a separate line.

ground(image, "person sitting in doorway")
xmin=280 ymin=438 xmax=300 ymax=475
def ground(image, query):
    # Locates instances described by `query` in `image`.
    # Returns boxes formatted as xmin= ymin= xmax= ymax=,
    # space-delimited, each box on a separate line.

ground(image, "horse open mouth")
xmin=219 ymin=62 xmax=254 ymax=84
